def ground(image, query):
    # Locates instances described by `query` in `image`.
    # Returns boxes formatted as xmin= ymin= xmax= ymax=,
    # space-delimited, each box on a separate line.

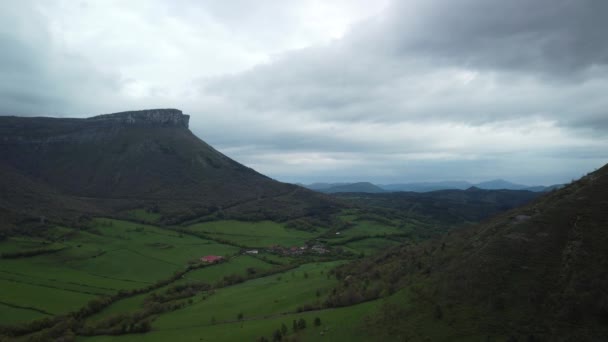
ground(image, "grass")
xmin=79 ymin=294 xmax=383 ymax=342
xmin=186 ymin=220 xmax=316 ymax=247
xmin=0 ymin=216 xmax=393 ymax=341
xmin=0 ymin=278 xmax=95 ymax=316
xmin=0 ymin=218 xmax=242 ymax=327
xmin=0 ymin=236 xmax=64 ymax=254
xmin=0 ymin=302 xmax=50 ymax=326
xmin=152 ymin=262 xmax=341 ymax=330
xmin=78 ymin=261 xmax=374 ymax=342
xmin=124 ymin=209 xmax=162 ymax=223
xmin=179 ymin=255 xmax=274 ymax=284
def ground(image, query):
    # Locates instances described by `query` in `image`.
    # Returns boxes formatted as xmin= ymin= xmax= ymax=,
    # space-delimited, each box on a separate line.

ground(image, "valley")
xmin=0 ymin=210 xmax=428 ymax=341
xmin=0 ymin=110 xmax=606 ymax=341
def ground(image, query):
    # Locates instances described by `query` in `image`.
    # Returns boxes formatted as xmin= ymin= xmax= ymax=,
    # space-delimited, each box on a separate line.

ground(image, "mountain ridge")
xmin=0 ymin=109 xmax=337 ymax=229
xmin=302 ymin=179 xmax=563 ymax=193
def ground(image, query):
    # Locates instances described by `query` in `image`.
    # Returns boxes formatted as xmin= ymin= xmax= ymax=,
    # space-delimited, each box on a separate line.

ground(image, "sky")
xmin=1 ymin=0 xmax=607 ymax=185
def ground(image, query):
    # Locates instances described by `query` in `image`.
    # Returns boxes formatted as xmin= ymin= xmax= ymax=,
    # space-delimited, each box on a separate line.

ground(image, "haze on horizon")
xmin=1 ymin=0 xmax=607 ymax=186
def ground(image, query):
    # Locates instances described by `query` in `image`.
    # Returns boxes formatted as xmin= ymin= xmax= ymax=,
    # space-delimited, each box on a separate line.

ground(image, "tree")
xmin=292 ymin=319 xmax=298 ymax=332
xmin=272 ymin=329 xmax=282 ymax=341
xmin=434 ymin=305 xmax=443 ymax=320
xmin=281 ymin=323 xmax=288 ymax=335
xmin=297 ymin=318 xmax=307 ymax=330
xmin=314 ymin=317 xmax=321 ymax=326
xmin=237 ymin=312 xmax=244 ymax=321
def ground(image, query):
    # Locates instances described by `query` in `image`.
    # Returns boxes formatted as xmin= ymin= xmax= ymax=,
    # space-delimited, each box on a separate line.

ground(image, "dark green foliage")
xmin=272 ymin=329 xmax=282 ymax=341
xmin=314 ymin=317 xmax=321 ymax=326
xmin=334 ymin=188 xmax=541 ymax=227
xmin=327 ymin=166 xmax=608 ymax=341
xmin=434 ymin=305 xmax=443 ymax=320
xmin=0 ymin=246 xmax=67 ymax=259
xmin=297 ymin=318 xmax=306 ymax=330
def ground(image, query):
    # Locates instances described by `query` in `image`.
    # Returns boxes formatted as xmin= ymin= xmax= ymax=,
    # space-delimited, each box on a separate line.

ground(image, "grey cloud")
xmin=202 ymin=0 xmax=608 ymax=130
xmin=0 ymin=1 xmax=606 ymax=185
xmin=374 ymin=0 xmax=608 ymax=76
xmin=0 ymin=2 xmax=128 ymax=117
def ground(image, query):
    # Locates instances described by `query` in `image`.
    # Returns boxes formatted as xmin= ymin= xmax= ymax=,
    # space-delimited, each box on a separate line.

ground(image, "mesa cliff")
xmin=0 ymin=109 xmax=336 ymax=229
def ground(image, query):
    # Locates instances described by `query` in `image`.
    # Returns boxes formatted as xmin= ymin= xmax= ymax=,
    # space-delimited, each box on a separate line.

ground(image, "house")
xmin=245 ymin=249 xmax=259 ymax=254
xmin=201 ymin=255 xmax=224 ymax=263
xmin=311 ymin=245 xmax=329 ymax=254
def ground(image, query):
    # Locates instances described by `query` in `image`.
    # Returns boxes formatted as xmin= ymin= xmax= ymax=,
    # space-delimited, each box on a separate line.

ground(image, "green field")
xmin=80 ymin=298 xmax=383 ymax=342
xmin=187 ymin=220 xmax=316 ymax=247
xmin=0 ymin=214 xmax=407 ymax=340
xmin=180 ymin=255 xmax=274 ymax=284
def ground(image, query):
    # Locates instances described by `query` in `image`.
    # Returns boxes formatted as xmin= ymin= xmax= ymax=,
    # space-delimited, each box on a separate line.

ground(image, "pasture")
xmin=186 ymin=220 xmax=316 ymax=247
xmin=0 ymin=212 xmax=406 ymax=340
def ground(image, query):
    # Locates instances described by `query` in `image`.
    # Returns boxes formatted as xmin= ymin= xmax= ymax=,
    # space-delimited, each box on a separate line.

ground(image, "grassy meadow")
xmin=0 ymin=211 xmax=412 ymax=341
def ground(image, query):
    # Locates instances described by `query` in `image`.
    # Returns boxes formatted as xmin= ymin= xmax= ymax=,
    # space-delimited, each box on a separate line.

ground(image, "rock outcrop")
xmin=88 ymin=109 xmax=190 ymax=128
xmin=0 ymin=109 xmax=190 ymax=144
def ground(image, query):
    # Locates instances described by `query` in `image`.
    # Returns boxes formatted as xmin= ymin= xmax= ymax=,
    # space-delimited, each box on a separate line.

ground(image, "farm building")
xmin=245 ymin=249 xmax=259 ymax=254
xmin=201 ymin=255 xmax=224 ymax=263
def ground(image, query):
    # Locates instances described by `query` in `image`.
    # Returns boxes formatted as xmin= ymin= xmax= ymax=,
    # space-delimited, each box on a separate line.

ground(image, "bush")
xmin=314 ymin=317 xmax=321 ymax=326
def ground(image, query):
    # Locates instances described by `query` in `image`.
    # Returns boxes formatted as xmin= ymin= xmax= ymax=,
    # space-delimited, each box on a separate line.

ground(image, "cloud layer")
xmin=1 ymin=0 xmax=607 ymax=185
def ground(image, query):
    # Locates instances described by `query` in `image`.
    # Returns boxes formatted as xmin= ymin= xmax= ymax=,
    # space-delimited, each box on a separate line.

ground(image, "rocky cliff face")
xmin=0 ymin=109 xmax=191 ymax=144
xmin=87 ymin=109 xmax=190 ymax=128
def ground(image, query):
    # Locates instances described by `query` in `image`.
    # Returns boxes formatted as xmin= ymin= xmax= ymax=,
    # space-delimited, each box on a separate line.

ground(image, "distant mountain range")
xmin=302 ymin=179 xmax=563 ymax=193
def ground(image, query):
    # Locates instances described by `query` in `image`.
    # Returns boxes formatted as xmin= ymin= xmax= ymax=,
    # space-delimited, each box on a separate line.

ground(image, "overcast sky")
xmin=1 ymin=0 xmax=607 ymax=185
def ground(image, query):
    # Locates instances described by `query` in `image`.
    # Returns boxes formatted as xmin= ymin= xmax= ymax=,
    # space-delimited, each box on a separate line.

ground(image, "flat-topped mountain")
xmin=0 ymin=109 xmax=335 ymax=228
xmin=87 ymin=108 xmax=190 ymax=128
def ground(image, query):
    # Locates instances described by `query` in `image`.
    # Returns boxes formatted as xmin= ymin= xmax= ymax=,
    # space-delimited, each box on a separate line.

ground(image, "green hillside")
xmin=325 ymin=165 xmax=608 ymax=341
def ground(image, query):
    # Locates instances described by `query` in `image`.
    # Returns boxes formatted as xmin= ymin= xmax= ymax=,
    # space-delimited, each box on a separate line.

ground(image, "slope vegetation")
xmin=328 ymin=164 xmax=608 ymax=341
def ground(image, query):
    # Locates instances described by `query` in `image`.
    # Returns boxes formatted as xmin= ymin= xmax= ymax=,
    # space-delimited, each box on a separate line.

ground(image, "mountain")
xmin=334 ymin=188 xmax=541 ymax=226
xmin=304 ymin=182 xmax=351 ymax=191
xmin=0 ymin=109 xmax=336 ymax=229
xmin=316 ymin=182 xmax=386 ymax=194
xmin=474 ymin=178 xmax=528 ymax=190
xmin=380 ymin=181 xmax=472 ymax=192
xmin=305 ymin=180 xmax=561 ymax=193
xmin=327 ymin=165 xmax=608 ymax=340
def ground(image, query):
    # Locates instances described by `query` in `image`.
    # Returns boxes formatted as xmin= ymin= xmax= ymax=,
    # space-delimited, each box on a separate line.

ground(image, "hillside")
xmin=327 ymin=164 xmax=608 ymax=340
xmin=0 ymin=109 xmax=336 ymax=228
xmin=380 ymin=181 xmax=473 ymax=192
xmin=333 ymin=187 xmax=541 ymax=226
xmin=305 ymin=180 xmax=559 ymax=193
xmin=317 ymin=182 xmax=385 ymax=194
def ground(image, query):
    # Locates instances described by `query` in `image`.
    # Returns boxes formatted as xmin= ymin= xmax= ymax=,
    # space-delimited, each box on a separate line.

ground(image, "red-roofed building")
xmin=201 ymin=255 xmax=224 ymax=263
